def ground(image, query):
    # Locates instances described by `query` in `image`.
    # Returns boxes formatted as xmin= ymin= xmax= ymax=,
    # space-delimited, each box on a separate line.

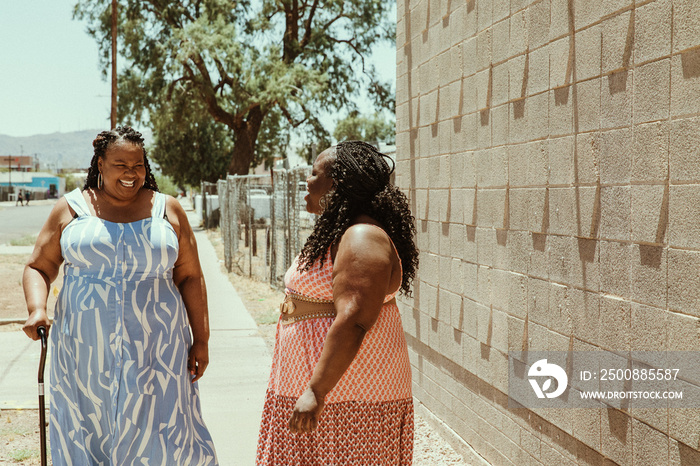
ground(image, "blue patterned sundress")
xmin=49 ymin=188 xmax=217 ymax=465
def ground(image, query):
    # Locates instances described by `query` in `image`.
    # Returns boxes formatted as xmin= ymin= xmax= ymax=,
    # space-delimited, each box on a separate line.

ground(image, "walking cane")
xmin=37 ymin=325 xmax=48 ymax=466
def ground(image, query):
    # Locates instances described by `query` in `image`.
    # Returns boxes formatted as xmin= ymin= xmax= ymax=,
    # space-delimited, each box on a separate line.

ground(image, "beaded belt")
xmin=279 ymin=293 xmax=336 ymax=325
xmin=278 ymin=293 xmax=397 ymax=325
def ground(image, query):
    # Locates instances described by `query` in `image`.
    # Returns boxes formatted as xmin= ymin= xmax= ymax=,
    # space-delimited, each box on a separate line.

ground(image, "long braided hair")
xmin=84 ymin=126 xmax=159 ymax=191
xmin=297 ymin=141 xmax=419 ymax=296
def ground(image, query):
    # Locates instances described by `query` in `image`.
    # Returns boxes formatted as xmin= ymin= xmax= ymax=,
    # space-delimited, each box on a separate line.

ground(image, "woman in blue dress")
xmin=22 ymin=126 xmax=218 ymax=465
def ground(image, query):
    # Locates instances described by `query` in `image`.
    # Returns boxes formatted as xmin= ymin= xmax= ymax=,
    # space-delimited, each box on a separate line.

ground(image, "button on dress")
xmin=49 ymin=188 xmax=217 ymax=465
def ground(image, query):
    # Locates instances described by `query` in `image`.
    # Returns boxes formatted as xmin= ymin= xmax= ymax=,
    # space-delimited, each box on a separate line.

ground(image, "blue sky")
xmin=0 ymin=1 xmax=396 ymax=138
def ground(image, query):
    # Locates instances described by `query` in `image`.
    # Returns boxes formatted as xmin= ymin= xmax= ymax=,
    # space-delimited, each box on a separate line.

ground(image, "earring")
xmin=97 ymin=172 xmax=103 ymax=189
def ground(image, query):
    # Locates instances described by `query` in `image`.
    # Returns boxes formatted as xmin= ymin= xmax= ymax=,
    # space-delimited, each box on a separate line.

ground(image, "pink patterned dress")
xmin=256 ymin=230 xmax=414 ymax=465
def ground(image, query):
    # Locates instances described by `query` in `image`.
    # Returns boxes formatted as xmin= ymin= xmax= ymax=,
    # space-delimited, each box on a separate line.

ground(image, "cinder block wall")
xmin=395 ymin=0 xmax=700 ymax=464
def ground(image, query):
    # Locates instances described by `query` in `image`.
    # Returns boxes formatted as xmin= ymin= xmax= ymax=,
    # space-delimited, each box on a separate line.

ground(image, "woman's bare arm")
xmin=23 ymin=198 xmax=71 ymax=340
xmin=168 ymin=196 xmax=210 ymax=383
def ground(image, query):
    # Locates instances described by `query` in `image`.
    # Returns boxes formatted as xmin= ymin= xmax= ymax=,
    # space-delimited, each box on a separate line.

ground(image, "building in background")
xmin=396 ymin=0 xmax=700 ymax=464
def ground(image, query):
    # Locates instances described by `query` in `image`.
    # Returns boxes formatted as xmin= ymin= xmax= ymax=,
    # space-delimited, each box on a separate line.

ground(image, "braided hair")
xmin=297 ymin=141 xmax=419 ymax=296
xmin=84 ymin=126 xmax=159 ymax=191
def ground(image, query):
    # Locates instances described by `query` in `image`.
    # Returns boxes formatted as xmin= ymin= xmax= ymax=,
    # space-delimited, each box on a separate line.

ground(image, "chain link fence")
xmin=214 ymin=167 xmax=313 ymax=288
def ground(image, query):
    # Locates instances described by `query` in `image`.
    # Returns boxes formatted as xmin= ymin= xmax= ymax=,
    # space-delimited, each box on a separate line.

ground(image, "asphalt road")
xmin=0 ymin=201 xmax=55 ymax=246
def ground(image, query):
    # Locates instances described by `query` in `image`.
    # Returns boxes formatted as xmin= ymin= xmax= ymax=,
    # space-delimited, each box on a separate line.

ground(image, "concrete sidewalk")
xmin=0 ymin=202 xmax=272 ymax=465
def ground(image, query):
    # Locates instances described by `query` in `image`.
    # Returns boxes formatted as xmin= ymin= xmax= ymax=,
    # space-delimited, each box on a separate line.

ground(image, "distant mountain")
xmin=0 ymin=129 xmax=153 ymax=171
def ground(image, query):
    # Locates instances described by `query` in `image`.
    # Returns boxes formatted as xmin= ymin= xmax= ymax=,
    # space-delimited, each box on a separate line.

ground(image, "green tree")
xmin=75 ymin=0 xmax=395 ymax=175
xmin=333 ymin=111 xmax=395 ymax=145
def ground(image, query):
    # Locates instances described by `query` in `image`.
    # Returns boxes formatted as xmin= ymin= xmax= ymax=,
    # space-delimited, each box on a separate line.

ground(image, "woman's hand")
xmin=23 ymin=309 xmax=50 ymax=341
xmin=188 ymin=340 xmax=209 ymax=383
xmin=289 ymin=386 xmax=325 ymax=433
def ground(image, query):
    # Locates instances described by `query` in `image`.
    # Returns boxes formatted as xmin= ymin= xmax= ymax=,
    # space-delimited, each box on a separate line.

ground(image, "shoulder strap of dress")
xmin=64 ymin=188 xmax=91 ymax=217
xmin=151 ymin=191 xmax=166 ymax=218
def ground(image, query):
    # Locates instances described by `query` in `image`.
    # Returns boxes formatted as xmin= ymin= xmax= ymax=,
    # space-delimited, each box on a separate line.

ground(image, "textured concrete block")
xmin=632 ymin=419 xmax=669 ymax=466
xmin=511 ymin=141 xmax=548 ymax=187
xmin=550 ymin=86 xmax=575 ymax=137
xmin=492 ymin=62 xmax=509 ymax=107
xmin=476 ymin=28 xmax=492 ymax=73
xmin=509 ymin=98 xmax=529 ymax=144
xmin=476 ymin=228 xmax=496 ymax=268
xmin=510 ymin=10 xmax=528 ymax=58
xmin=460 ymin=75 xmax=477 ymax=116
xmin=669 ymin=117 xmax=700 ymax=182
xmin=427 ymin=219 xmax=440 ymax=253
xmin=600 ymin=240 xmax=632 ymax=297
xmin=603 ymin=0 xmax=632 ymax=16
xmin=600 ymin=296 xmax=632 ymax=351
xmin=669 ymin=185 xmax=700 ymax=249
xmin=508 ymin=272 xmax=528 ymax=319
xmin=630 ymin=185 xmax=667 ymax=244
xmin=462 ymin=262 xmax=478 ymax=302
xmin=632 ymin=121 xmax=669 ymax=182
xmin=549 ymin=234 xmax=585 ymax=287
xmin=669 ymin=409 xmax=700 ymax=455
xmin=549 ymin=136 xmax=575 ymax=185
xmin=571 ymin=289 xmax=601 ymax=345
xmin=507 ymin=229 xmax=530 ymax=275
xmin=529 ymin=232 xmax=550 ymax=279
xmin=575 ymin=25 xmax=602 ymax=81
xmin=509 ymin=54 xmax=527 ymax=102
xmin=599 ymin=128 xmax=632 ymax=184
xmin=492 ymin=104 xmax=510 ymax=147
xmin=600 ymin=186 xmax=631 ymax=241
xmin=575 ymin=132 xmax=601 ymax=185
xmin=666 ymin=310 xmax=700 ymax=351
xmin=672 ymin=0 xmax=700 ymax=53
xmin=631 ymin=303 xmax=667 ymax=351
xmin=574 ymin=0 xmax=601 ymax=30
xmin=529 ymin=0 xmax=550 ymax=49
xmin=462 ymin=37 xmax=478 ymax=77
xmin=670 ymin=49 xmax=700 ymax=118
xmin=461 ymin=184 xmax=477 ymax=225
xmin=477 ymin=112 xmax=492 ymax=150
xmin=528 ymin=277 xmax=551 ymax=328
xmin=549 ymin=0 xmax=569 ymax=40
xmin=528 ymin=188 xmax=548 ymax=233
xmin=634 ymin=59 xmax=671 ymax=124
xmin=508 ymin=188 xmax=530 ymax=231
xmin=635 ymin=0 xmax=672 ymax=64
xmin=528 ymin=92 xmax=550 ymax=140
xmin=438 ymin=121 xmax=453 ymax=156
xmin=479 ymin=188 xmax=508 ymax=229
xmin=575 ymin=77 xmax=602 ymax=133
xmin=549 ymin=188 xmax=577 ymax=236
xmin=601 ymin=70 xmax=633 ymax=129
xmin=507 ymin=314 xmax=526 ymax=352
xmin=668 ymin=248 xmax=700 ymax=317
xmin=438 ymin=81 xmax=461 ymax=122
xmin=477 ymin=0 xmax=493 ymax=32
xmin=549 ymin=36 xmax=572 ymax=89
xmin=528 ymin=45 xmax=550 ymax=96
xmin=491 ymin=268 xmax=511 ymax=312
xmin=419 ymin=90 xmax=438 ymax=126
xmin=492 ymin=18 xmax=511 ymax=64
xmin=602 ymin=11 xmax=633 ymax=73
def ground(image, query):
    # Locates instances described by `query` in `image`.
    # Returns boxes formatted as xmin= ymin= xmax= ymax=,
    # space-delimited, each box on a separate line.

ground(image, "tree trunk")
xmin=227 ymin=105 xmax=264 ymax=175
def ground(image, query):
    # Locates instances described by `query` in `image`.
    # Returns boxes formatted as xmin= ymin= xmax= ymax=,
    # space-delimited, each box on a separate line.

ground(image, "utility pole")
xmin=110 ymin=0 xmax=118 ymax=128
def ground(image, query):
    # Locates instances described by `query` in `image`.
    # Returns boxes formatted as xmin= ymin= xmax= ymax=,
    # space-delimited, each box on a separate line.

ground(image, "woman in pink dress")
xmin=257 ymin=141 xmax=419 ymax=465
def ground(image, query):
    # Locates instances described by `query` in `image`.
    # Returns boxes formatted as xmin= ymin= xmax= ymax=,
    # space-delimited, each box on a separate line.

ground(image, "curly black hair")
xmin=84 ymin=126 xmax=159 ymax=191
xmin=297 ymin=141 xmax=418 ymax=296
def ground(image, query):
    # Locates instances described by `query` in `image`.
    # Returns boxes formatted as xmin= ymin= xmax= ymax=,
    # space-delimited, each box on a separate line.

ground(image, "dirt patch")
xmin=0 ymin=409 xmax=50 ymax=465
